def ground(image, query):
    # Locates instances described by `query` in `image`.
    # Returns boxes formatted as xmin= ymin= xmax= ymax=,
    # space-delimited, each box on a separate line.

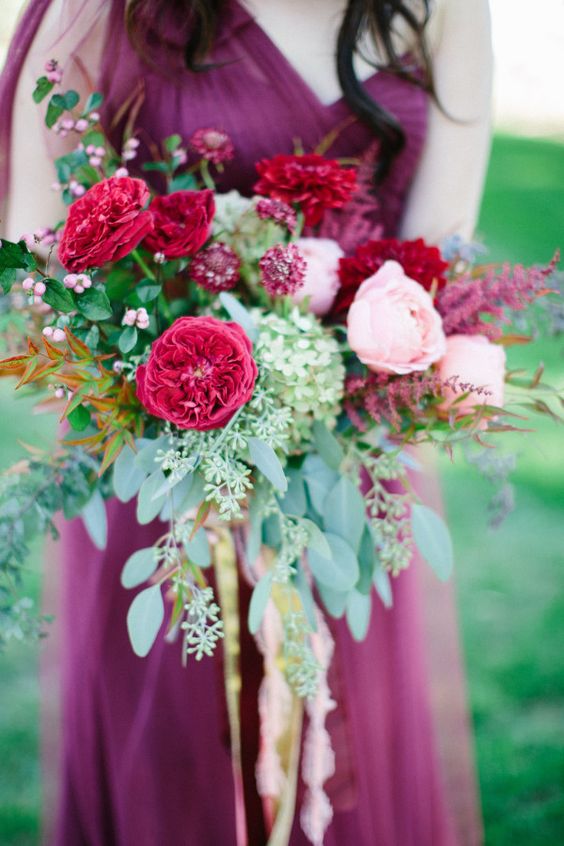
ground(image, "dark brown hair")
xmin=126 ymin=0 xmax=434 ymax=181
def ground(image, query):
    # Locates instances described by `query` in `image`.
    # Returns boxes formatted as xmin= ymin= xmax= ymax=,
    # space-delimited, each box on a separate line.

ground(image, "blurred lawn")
xmin=0 ymin=134 xmax=562 ymax=845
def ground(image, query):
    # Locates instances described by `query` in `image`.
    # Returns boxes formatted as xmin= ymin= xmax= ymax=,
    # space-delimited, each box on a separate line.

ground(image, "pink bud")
xmin=42 ymin=326 xmax=54 ymax=338
xmin=154 ymin=252 xmax=165 ymax=264
xmin=122 ymin=309 xmax=137 ymax=326
xmin=95 ymin=146 xmax=105 ymax=156
xmin=72 ymin=184 xmax=86 ymax=197
xmin=89 ymin=156 xmax=102 ymax=167
xmin=77 ymin=274 xmax=92 ymax=289
xmin=54 ymin=387 xmax=65 ymax=399
xmin=174 ymin=149 xmax=188 ymax=166
xmin=74 ymin=285 xmax=84 ymax=294
xmin=114 ymin=167 xmax=129 ymax=178
xmin=75 ymin=118 xmax=88 ymax=132
xmin=113 ymin=361 xmax=124 ymax=373
xmin=85 ymin=144 xmax=96 ymax=155
xmin=22 ymin=277 xmax=35 ymax=291
xmin=125 ymin=137 xmax=140 ymax=149
xmin=52 ymin=328 xmax=66 ymax=342
xmin=61 ymin=118 xmax=74 ymax=131
xmin=34 ymin=281 xmax=46 ymax=296
xmin=58 ymin=129 xmax=68 ymax=139
xmin=63 ymin=274 xmax=77 ymax=288
xmin=33 ymin=295 xmax=43 ymax=304
xmin=89 ymin=111 xmax=100 ymax=122
xmin=122 ymin=150 xmax=137 ymax=162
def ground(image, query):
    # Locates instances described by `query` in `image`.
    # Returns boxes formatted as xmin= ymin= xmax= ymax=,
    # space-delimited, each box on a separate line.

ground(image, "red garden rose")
xmin=58 ymin=177 xmax=153 ymax=272
xmin=332 ymin=237 xmax=450 ymax=315
xmin=135 ymin=316 xmax=257 ymax=431
xmin=254 ymin=153 xmax=357 ymax=227
xmin=143 ymin=190 xmax=215 ymax=259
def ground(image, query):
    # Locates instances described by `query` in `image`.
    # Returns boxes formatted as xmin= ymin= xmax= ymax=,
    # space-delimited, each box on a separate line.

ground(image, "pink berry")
xmin=75 ymin=119 xmax=88 ymax=132
xmin=95 ymin=146 xmax=105 ymax=156
xmin=85 ymin=144 xmax=96 ymax=155
xmin=22 ymin=277 xmax=34 ymax=291
xmin=42 ymin=326 xmax=54 ymax=338
xmin=89 ymin=111 xmax=100 ymax=122
xmin=61 ymin=118 xmax=74 ymax=131
xmin=74 ymin=285 xmax=84 ymax=294
xmin=34 ymin=281 xmax=46 ymax=296
xmin=114 ymin=167 xmax=129 ymax=178
xmin=63 ymin=274 xmax=77 ymax=288
xmin=52 ymin=328 xmax=66 ymax=342
xmin=33 ymin=295 xmax=43 ymax=304
xmin=77 ymin=274 xmax=92 ymax=289
xmin=54 ymin=387 xmax=65 ymax=399
xmin=89 ymin=156 xmax=102 ymax=167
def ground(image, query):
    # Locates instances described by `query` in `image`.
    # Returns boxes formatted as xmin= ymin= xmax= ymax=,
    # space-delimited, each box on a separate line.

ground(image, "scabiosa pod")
xmin=259 ymin=243 xmax=307 ymax=297
xmin=255 ymin=198 xmax=298 ymax=233
xmin=190 ymin=243 xmax=241 ymax=293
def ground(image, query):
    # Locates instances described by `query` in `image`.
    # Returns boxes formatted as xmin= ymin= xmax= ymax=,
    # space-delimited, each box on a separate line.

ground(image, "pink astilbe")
xmin=345 ymin=370 xmax=492 ymax=432
xmin=437 ymin=255 xmax=559 ymax=339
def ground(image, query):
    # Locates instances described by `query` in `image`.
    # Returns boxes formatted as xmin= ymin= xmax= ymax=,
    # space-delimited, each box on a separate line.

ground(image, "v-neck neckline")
xmin=230 ymin=0 xmax=382 ymax=112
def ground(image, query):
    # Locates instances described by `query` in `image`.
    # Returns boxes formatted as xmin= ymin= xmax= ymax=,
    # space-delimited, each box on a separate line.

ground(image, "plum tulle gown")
xmin=1 ymin=1 xmax=482 ymax=844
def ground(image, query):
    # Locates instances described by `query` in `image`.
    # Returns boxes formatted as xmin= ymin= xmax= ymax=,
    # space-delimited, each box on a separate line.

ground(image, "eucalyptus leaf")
xmin=127 ymin=584 xmax=164 ymax=657
xmin=248 ymin=437 xmax=287 ymax=493
xmin=158 ymin=474 xmax=196 ymax=521
xmin=80 ymin=489 xmax=107 ymax=551
xmin=302 ymin=454 xmax=338 ymax=515
xmin=184 ymin=526 xmax=211 ymax=568
xmin=113 ymin=444 xmax=148 ymax=503
xmin=312 ymin=420 xmax=344 ymax=471
xmin=134 ymin=436 xmax=170 ymax=474
xmin=246 ymin=511 xmax=263 ymax=568
xmin=294 ymin=565 xmax=318 ymax=631
xmin=262 ymin=512 xmax=282 ymax=549
xmin=301 ymin=517 xmax=331 ymax=559
xmin=308 ymin=532 xmax=359 ymax=592
xmin=357 ymin=526 xmax=376 ymax=595
xmin=346 ymin=590 xmax=372 ymax=641
xmin=278 ymin=468 xmax=307 ymax=516
xmin=323 ymin=476 xmax=367 ymax=554
xmin=317 ymin=583 xmax=348 ymax=619
xmin=373 ymin=564 xmax=393 ymax=609
xmin=411 ymin=503 xmax=454 ymax=582
xmin=137 ymin=470 xmax=167 ymax=525
xmin=121 ymin=547 xmax=158 ymax=589
xmin=248 ymin=571 xmax=273 ymax=634
xmin=136 ymin=282 xmax=162 ymax=304
xmin=218 ymin=292 xmax=258 ymax=342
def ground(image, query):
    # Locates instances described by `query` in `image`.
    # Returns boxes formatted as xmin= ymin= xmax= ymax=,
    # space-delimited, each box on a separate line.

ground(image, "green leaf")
xmin=84 ymin=91 xmax=104 ymax=113
xmin=67 ymin=404 xmax=91 ymax=432
xmin=308 ymin=532 xmax=359 ymax=592
xmin=137 ymin=470 xmax=167 ymax=524
xmin=278 ymin=468 xmax=306 ymax=516
xmin=118 ymin=326 xmax=138 ymax=354
xmin=164 ymin=133 xmax=182 ymax=153
xmin=301 ymin=517 xmax=331 ymax=559
xmin=32 ymin=76 xmax=54 ymax=104
xmin=248 ymin=437 xmax=287 ymax=493
xmin=0 ymin=267 xmax=17 ymax=294
xmin=46 ymin=99 xmax=64 ymax=129
xmin=246 ymin=510 xmax=263 ymax=567
xmin=121 ymin=547 xmax=158 ymax=589
xmin=127 ymin=584 xmax=164 ymax=657
xmin=142 ymin=161 xmax=170 ymax=174
xmin=77 ymin=287 xmax=113 ymax=321
xmin=312 ymin=420 xmax=344 ymax=471
xmin=0 ymin=239 xmax=36 ymax=272
xmin=346 ymin=590 xmax=372 ymax=641
xmin=262 ymin=512 xmax=282 ymax=549
xmin=80 ymin=489 xmax=107 ymax=550
xmin=105 ymin=267 xmax=134 ymax=300
xmin=411 ymin=503 xmax=454 ymax=582
xmin=52 ymin=90 xmax=80 ymax=110
xmin=218 ymin=292 xmax=258 ymax=342
xmin=294 ymin=565 xmax=317 ymax=631
xmin=248 ymin=571 xmax=273 ymax=634
xmin=42 ymin=278 xmax=76 ymax=313
xmin=323 ymin=476 xmax=367 ymax=554
xmin=317 ymin=583 xmax=348 ymax=618
xmin=373 ymin=564 xmax=393 ymax=609
xmin=184 ymin=526 xmax=211 ymax=568
xmin=113 ymin=444 xmax=148 ymax=503
xmin=136 ymin=282 xmax=162 ymax=304
xmin=170 ymin=172 xmax=199 ymax=192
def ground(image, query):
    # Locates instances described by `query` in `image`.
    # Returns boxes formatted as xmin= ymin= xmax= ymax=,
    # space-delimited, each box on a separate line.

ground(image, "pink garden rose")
xmin=437 ymin=334 xmax=506 ymax=417
xmin=292 ymin=237 xmax=344 ymax=316
xmin=136 ymin=316 xmax=257 ymax=431
xmin=346 ymin=260 xmax=446 ymax=374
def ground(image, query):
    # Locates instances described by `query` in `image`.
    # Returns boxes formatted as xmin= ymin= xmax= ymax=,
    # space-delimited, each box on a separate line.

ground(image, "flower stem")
xmin=131 ymin=249 xmax=156 ymax=281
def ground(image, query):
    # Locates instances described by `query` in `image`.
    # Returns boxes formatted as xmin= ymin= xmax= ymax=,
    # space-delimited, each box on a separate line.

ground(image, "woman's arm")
xmin=399 ymin=0 xmax=493 ymax=243
xmin=5 ymin=0 xmax=108 ymax=240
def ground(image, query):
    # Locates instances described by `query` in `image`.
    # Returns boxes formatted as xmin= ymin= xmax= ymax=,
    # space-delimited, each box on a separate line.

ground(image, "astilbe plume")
xmin=436 ymin=255 xmax=559 ymax=339
xmin=345 ymin=371 xmax=491 ymax=431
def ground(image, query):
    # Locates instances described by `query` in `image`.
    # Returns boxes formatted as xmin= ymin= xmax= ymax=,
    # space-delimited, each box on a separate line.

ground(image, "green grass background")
xmin=0 ymin=135 xmax=562 ymax=845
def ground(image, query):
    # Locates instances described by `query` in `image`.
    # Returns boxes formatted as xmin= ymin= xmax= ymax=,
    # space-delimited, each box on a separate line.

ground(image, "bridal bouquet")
xmin=0 ymin=69 xmax=560 ymax=681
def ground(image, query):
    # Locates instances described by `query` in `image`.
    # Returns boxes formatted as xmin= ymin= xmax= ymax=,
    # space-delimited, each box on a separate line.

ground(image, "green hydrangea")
xmin=255 ymin=307 xmax=345 ymax=443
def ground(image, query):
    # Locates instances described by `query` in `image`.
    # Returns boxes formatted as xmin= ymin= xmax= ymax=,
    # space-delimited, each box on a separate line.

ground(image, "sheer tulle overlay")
xmin=0 ymin=2 xmax=482 ymax=843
